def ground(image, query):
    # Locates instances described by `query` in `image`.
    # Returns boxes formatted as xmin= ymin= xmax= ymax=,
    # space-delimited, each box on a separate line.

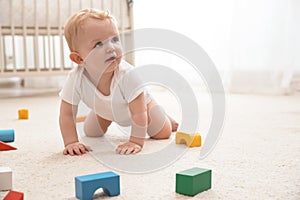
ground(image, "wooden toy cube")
xmin=175 ymin=132 xmax=202 ymax=147
xmin=75 ymin=171 xmax=120 ymax=200
xmin=0 ymin=167 xmax=12 ymax=191
xmin=176 ymin=167 xmax=211 ymax=196
xmin=18 ymin=109 xmax=28 ymax=120
xmin=4 ymin=190 xmax=24 ymax=200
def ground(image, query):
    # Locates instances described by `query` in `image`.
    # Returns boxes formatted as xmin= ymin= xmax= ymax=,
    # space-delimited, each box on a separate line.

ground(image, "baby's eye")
xmin=95 ymin=41 xmax=103 ymax=48
xmin=112 ymin=37 xmax=119 ymax=43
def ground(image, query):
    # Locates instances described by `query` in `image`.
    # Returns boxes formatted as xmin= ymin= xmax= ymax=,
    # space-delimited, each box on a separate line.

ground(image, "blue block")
xmin=0 ymin=129 xmax=14 ymax=142
xmin=75 ymin=171 xmax=120 ymax=200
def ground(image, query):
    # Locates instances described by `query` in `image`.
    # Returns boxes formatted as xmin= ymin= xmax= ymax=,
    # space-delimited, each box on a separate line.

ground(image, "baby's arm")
xmin=116 ymin=93 xmax=147 ymax=155
xmin=59 ymin=100 xmax=91 ymax=156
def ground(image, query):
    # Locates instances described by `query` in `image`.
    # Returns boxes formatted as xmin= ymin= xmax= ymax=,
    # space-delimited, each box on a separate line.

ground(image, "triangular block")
xmin=0 ymin=141 xmax=17 ymax=151
xmin=4 ymin=190 xmax=24 ymax=200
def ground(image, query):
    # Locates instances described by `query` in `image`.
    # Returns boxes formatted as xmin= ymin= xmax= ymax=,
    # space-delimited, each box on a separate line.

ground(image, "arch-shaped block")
xmin=175 ymin=132 xmax=202 ymax=147
xmin=75 ymin=171 xmax=120 ymax=200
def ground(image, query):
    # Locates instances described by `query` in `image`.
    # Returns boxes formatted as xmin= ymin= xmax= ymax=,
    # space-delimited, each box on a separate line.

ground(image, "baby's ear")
xmin=70 ymin=52 xmax=83 ymax=64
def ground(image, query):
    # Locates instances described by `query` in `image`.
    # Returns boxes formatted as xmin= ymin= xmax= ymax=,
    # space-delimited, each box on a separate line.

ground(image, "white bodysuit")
xmin=60 ymin=60 xmax=152 ymax=126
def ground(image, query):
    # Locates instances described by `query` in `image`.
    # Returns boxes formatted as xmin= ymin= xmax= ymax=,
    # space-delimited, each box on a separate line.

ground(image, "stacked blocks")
xmin=175 ymin=132 xmax=202 ymax=147
xmin=4 ymin=190 xmax=24 ymax=200
xmin=18 ymin=109 xmax=28 ymax=120
xmin=75 ymin=171 xmax=120 ymax=200
xmin=0 ymin=167 xmax=12 ymax=191
xmin=0 ymin=129 xmax=15 ymax=142
xmin=176 ymin=167 xmax=211 ymax=196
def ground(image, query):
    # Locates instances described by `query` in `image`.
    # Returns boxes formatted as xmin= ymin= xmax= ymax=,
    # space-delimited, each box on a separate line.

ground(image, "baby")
xmin=59 ymin=8 xmax=178 ymax=155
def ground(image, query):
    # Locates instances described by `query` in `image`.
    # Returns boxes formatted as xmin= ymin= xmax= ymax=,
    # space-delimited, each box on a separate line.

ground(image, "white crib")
xmin=0 ymin=0 xmax=134 ymax=78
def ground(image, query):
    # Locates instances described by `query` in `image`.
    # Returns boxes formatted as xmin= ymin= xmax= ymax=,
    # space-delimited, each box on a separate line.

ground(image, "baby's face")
xmin=75 ymin=18 xmax=122 ymax=72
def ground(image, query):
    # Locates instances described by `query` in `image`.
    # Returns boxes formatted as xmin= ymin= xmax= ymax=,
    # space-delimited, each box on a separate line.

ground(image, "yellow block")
xmin=18 ymin=109 xmax=28 ymax=120
xmin=175 ymin=132 xmax=202 ymax=147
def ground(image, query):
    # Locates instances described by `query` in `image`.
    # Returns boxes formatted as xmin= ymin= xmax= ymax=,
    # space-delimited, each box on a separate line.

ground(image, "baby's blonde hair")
xmin=64 ymin=8 xmax=116 ymax=52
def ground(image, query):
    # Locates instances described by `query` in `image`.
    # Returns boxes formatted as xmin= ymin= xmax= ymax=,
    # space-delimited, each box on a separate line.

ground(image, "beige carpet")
xmin=0 ymin=91 xmax=299 ymax=199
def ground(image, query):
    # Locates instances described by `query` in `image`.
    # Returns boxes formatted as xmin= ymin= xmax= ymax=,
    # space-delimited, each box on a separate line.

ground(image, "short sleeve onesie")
xmin=59 ymin=60 xmax=152 ymax=126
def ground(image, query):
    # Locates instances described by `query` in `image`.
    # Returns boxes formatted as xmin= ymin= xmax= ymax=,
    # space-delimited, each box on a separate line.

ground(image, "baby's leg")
xmin=83 ymin=111 xmax=112 ymax=137
xmin=147 ymin=100 xmax=178 ymax=139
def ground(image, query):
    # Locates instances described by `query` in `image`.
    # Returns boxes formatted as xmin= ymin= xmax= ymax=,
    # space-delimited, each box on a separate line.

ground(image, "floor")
xmin=0 ymin=89 xmax=299 ymax=199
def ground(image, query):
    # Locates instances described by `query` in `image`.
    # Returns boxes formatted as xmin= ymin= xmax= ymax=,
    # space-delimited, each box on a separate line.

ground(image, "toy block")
xmin=0 ymin=167 xmax=12 ymax=191
xmin=175 ymin=132 xmax=202 ymax=147
xmin=0 ymin=129 xmax=15 ymax=142
xmin=18 ymin=109 xmax=28 ymax=120
xmin=75 ymin=171 xmax=120 ymax=200
xmin=76 ymin=116 xmax=87 ymax=123
xmin=4 ymin=190 xmax=24 ymax=200
xmin=0 ymin=141 xmax=17 ymax=151
xmin=176 ymin=167 xmax=211 ymax=196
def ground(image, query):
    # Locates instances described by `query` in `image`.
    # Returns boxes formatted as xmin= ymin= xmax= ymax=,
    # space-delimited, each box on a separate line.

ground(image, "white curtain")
xmin=134 ymin=0 xmax=300 ymax=94
xmin=228 ymin=0 xmax=300 ymax=94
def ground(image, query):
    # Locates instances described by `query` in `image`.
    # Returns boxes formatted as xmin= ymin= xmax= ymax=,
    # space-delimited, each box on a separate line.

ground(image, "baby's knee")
xmin=83 ymin=122 xmax=105 ymax=137
xmin=151 ymin=130 xmax=171 ymax=140
xmin=150 ymin=122 xmax=172 ymax=139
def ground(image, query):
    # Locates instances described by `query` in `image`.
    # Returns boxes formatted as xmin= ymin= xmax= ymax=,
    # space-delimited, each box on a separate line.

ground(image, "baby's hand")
xmin=116 ymin=141 xmax=142 ymax=155
xmin=63 ymin=142 xmax=92 ymax=156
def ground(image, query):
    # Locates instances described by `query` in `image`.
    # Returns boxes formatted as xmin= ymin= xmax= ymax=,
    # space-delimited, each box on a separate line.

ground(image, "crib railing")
xmin=0 ymin=0 xmax=134 ymax=78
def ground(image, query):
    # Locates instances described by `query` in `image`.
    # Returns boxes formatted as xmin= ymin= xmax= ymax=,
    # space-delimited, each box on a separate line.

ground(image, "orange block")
xmin=4 ymin=190 xmax=24 ymax=200
xmin=76 ymin=116 xmax=87 ymax=123
xmin=0 ymin=141 xmax=17 ymax=151
xmin=18 ymin=109 xmax=28 ymax=120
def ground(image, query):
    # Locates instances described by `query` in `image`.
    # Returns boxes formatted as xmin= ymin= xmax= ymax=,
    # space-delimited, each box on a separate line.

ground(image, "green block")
xmin=176 ymin=167 xmax=211 ymax=196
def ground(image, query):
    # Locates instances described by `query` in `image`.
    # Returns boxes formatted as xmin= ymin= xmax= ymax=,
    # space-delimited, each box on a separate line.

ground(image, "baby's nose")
xmin=106 ymin=41 xmax=115 ymax=53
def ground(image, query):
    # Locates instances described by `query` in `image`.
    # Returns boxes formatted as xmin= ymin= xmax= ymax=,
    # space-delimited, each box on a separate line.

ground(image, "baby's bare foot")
xmin=168 ymin=116 xmax=178 ymax=132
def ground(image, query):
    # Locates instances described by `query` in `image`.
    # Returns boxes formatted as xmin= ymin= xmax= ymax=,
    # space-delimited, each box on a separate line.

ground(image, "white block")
xmin=0 ymin=167 xmax=12 ymax=190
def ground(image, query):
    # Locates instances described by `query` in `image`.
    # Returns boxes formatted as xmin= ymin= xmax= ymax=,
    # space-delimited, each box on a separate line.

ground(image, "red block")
xmin=0 ymin=141 xmax=17 ymax=151
xmin=4 ymin=190 xmax=24 ymax=200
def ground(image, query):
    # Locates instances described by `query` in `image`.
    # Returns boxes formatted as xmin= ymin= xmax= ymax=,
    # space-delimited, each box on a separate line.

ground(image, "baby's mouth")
xmin=105 ymin=56 xmax=117 ymax=62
